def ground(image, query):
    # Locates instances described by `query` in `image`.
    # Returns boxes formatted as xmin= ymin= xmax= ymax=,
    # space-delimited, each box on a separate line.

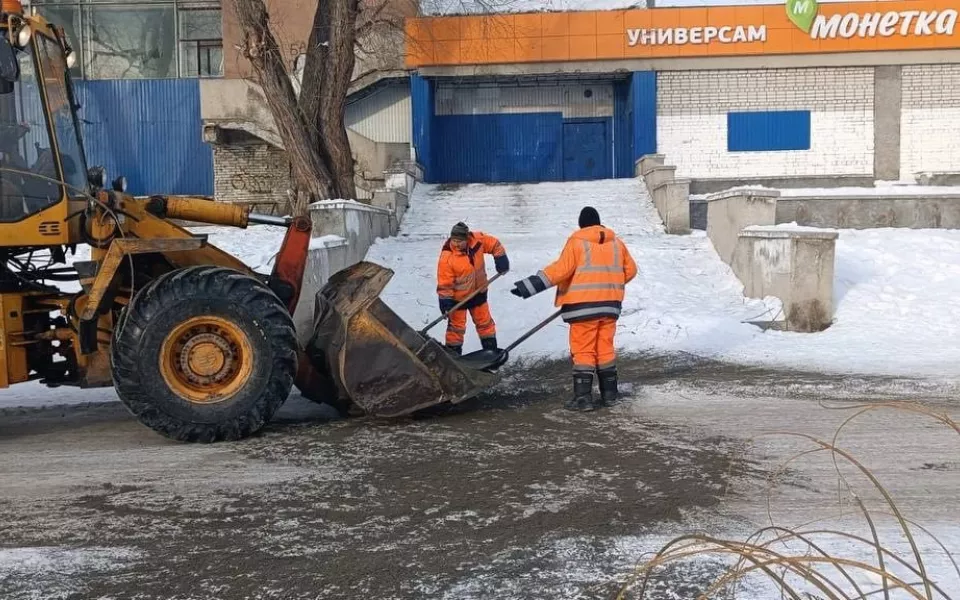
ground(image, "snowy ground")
xmin=368 ymin=179 xmax=960 ymax=380
xmin=7 ymin=178 xmax=960 ymax=412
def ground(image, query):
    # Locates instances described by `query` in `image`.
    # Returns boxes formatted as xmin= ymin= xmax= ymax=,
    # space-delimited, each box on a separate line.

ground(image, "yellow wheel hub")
xmin=160 ymin=316 xmax=254 ymax=404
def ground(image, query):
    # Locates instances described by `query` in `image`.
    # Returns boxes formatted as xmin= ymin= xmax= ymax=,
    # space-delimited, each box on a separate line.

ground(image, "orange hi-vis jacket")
xmin=517 ymin=225 xmax=637 ymax=322
xmin=437 ymin=232 xmax=507 ymax=309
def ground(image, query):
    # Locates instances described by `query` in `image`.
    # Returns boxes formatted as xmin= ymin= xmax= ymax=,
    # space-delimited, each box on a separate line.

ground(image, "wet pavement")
xmin=1 ymin=356 xmax=957 ymax=599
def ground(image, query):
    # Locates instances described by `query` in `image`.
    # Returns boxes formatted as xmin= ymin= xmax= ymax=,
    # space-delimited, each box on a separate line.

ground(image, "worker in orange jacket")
xmin=437 ymin=222 xmax=510 ymax=355
xmin=510 ymin=207 xmax=637 ymax=411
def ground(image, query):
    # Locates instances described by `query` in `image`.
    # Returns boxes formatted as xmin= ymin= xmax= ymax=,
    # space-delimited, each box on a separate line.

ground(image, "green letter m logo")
xmin=786 ymin=0 xmax=819 ymax=33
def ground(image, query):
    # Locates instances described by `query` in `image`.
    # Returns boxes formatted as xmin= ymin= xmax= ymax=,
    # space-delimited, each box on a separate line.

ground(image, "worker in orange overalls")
xmin=437 ymin=222 xmax=510 ymax=355
xmin=510 ymin=207 xmax=637 ymax=411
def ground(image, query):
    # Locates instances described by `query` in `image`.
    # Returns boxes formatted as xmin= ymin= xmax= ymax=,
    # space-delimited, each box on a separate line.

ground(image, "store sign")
xmin=811 ymin=10 xmax=958 ymax=39
xmin=627 ymin=26 xmax=767 ymax=47
xmin=404 ymin=0 xmax=960 ymax=68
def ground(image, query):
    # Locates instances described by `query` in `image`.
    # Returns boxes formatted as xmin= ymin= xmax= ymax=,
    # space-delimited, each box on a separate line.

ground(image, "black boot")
xmin=597 ymin=367 xmax=619 ymax=407
xmin=564 ymin=373 xmax=596 ymax=411
xmin=445 ymin=344 xmax=462 ymax=356
xmin=481 ymin=336 xmax=499 ymax=351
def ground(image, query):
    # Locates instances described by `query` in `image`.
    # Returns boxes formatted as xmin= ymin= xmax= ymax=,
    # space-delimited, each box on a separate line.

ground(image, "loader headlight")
xmin=16 ymin=24 xmax=32 ymax=47
xmin=65 ymin=49 xmax=77 ymax=69
xmin=112 ymin=176 xmax=127 ymax=193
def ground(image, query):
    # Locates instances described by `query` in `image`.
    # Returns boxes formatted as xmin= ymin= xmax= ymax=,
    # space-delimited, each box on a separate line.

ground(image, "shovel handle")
xmin=503 ymin=309 xmax=564 ymax=354
xmin=420 ymin=272 xmax=505 ymax=336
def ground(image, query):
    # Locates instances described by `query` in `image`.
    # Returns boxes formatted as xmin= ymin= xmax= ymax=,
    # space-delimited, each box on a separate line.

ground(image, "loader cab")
xmin=0 ymin=0 xmax=89 ymax=246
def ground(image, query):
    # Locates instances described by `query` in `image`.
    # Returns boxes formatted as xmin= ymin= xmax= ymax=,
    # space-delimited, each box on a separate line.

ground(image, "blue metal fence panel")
xmin=410 ymin=74 xmax=435 ymax=182
xmin=74 ymin=79 xmax=213 ymax=196
xmin=727 ymin=110 xmax=811 ymax=152
xmin=613 ymin=79 xmax=632 ymax=178
xmin=433 ymin=112 xmax=563 ymax=184
xmin=630 ymin=71 xmax=657 ymax=161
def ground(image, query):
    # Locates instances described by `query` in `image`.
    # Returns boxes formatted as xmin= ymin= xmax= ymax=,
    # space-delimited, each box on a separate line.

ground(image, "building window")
xmin=179 ymin=8 xmax=223 ymax=77
xmin=85 ymin=4 xmax=177 ymax=79
xmin=31 ymin=0 xmax=222 ymax=80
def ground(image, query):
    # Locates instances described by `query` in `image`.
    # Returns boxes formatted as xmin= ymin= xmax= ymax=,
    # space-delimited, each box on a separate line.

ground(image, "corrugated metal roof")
xmin=75 ymin=79 xmax=213 ymax=196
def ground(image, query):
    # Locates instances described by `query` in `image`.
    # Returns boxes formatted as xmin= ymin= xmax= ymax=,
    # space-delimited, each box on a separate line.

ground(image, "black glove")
xmin=494 ymin=254 xmax=510 ymax=275
xmin=511 ymin=281 xmax=532 ymax=299
xmin=439 ymin=297 xmax=457 ymax=313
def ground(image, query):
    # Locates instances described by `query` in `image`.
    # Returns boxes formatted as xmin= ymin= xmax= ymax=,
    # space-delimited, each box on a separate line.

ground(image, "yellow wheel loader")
xmin=0 ymin=1 xmax=542 ymax=441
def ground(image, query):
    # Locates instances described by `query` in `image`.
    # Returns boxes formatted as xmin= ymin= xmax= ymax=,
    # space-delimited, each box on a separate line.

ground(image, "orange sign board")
xmin=404 ymin=0 xmax=960 ymax=67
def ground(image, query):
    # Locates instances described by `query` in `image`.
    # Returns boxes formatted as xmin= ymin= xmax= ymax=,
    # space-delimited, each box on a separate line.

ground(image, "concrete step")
xmin=399 ymin=179 xmax=663 ymax=238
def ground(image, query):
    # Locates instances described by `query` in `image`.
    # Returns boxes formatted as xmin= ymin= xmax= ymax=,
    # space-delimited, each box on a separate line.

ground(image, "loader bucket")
xmin=303 ymin=261 xmax=501 ymax=418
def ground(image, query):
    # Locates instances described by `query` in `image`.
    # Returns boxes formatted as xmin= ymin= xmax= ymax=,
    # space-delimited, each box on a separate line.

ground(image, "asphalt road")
xmin=1 ymin=356 xmax=958 ymax=599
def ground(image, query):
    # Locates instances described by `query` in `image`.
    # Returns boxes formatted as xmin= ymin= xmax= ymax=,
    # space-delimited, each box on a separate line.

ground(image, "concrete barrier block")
xmin=734 ymin=227 xmax=838 ymax=332
xmin=777 ymin=195 xmax=960 ymax=229
xmin=705 ymin=187 xmax=780 ymax=265
xmin=308 ymin=199 xmax=393 ymax=250
xmin=383 ymin=169 xmax=407 ymax=191
xmin=405 ymin=172 xmax=417 ymax=196
xmin=652 ymin=179 xmax=691 ymax=235
xmin=636 ymin=154 xmax=666 ymax=178
xmin=370 ymin=189 xmax=410 ymax=234
xmin=292 ymin=236 xmax=351 ymax=345
xmin=402 ymin=161 xmax=425 ymax=182
xmin=644 ymin=165 xmax=676 ymax=194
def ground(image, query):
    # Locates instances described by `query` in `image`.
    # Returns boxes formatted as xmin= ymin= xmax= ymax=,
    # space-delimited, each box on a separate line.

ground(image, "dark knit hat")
xmin=450 ymin=222 xmax=469 ymax=240
xmin=578 ymin=206 xmax=601 ymax=228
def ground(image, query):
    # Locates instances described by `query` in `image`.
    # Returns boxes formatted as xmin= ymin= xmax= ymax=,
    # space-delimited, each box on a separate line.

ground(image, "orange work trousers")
xmin=569 ymin=317 xmax=617 ymax=373
xmin=446 ymin=302 xmax=496 ymax=347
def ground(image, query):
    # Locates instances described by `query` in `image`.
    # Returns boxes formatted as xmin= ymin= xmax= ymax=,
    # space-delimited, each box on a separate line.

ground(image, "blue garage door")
xmin=563 ymin=119 xmax=611 ymax=181
xmin=433 ymin=113 xmax=563 ymax=183
xmin=432 ymin=113 xmax=615 ymax=184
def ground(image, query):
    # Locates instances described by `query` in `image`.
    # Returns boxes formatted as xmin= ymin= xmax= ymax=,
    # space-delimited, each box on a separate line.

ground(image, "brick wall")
xmin=213 ymin=144 xmax=291 ymax=205
xmin=900 ymin=65 xmax=960 ymax=181
xmin=657 ymin=67 xmax=875 ymax=180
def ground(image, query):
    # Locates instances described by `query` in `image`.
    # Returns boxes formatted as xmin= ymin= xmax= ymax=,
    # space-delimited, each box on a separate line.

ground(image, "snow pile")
xmin=367 ymin=179 xmax=960 ymax=379
xmin=191 ymin=225 xmax=286 ymax=273
xmin=310 ymin=234 xmax=348 ymax=250
xmin=725 ymin=226 xmax=960 ymax=377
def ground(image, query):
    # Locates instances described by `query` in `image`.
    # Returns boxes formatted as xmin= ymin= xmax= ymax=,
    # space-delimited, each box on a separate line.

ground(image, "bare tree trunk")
xmin=298 ymin=1 xmax=330 ymax=135
xmin=318 ymin=0 xmax=358 ymax=200
xmin=299 ymin=0 xmax=358 ymax=200
xmin=234 ymin=0 xmax=334 ymax=212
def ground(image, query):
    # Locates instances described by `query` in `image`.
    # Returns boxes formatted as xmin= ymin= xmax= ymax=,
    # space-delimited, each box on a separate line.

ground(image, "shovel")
xmin=419 ymin=272 xmax=505 ymax=336
xmin=457 ymin=309 xmax=564 ymax=372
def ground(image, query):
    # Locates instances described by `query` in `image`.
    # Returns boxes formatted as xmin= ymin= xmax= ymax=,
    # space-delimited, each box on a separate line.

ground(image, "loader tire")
xmin=111 ymin=266 xmax=297 ymax=443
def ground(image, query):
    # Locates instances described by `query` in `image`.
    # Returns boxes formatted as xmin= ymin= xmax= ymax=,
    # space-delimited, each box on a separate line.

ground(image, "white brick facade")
xmin=656 ymin=68 xmax=874 ymax=180
xmin=900 ymin=65 xmax=960 ymax=181
xmin=213 ymin=144 xmax=291 ymax=205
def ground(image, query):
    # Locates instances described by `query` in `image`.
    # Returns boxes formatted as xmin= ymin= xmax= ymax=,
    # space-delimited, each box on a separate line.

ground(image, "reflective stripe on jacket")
xmin=437 ymin=232 xmax=507 ymax=308
xmin=518 ymin=225 xmax=637 ymax=323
